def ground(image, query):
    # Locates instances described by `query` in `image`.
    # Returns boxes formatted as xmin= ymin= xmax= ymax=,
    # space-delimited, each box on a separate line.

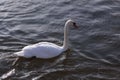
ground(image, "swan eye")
xmin=73 ymin=22 xmax=76 ymax=26
xmin=73 ymin=22 xmax=78 ymax=28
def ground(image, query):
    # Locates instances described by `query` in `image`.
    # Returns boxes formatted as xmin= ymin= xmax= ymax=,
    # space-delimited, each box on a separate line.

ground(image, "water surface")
xmin=0 ymin=0 xmax=120 ymax=80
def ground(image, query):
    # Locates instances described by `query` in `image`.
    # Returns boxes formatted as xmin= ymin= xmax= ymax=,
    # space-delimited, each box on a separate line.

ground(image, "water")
xmin=0 ymin=0 xmax=120 ymax=80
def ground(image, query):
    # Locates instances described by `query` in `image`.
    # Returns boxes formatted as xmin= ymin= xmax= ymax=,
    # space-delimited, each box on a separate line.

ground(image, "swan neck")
xmin=62 ymin=23 xmax=69 ymax=51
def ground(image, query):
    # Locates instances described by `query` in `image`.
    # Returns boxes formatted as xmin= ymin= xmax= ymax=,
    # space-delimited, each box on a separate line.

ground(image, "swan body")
xmin=14 ymin=19 xmax=78 ymax=59
xmin=15 ymin=42 xmax=63 ymax=58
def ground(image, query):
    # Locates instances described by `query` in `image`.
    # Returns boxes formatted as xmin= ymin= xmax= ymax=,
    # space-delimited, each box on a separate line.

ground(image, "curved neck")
xmin=62 ymin=23 xmax=69 ymax=51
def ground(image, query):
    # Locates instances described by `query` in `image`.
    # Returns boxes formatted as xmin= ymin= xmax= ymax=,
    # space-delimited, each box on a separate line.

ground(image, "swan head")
xmin=65 ymin=19 xmax=78 ymax=28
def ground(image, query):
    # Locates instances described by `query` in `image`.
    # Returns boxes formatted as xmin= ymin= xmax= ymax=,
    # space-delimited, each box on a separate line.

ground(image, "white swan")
xmin=12 ymin=19 xmax=78 ymax=66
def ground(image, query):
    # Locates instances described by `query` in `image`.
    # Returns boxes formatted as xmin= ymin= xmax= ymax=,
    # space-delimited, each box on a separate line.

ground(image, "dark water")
xmin=0 ymin=0 xmax=120 ymax=80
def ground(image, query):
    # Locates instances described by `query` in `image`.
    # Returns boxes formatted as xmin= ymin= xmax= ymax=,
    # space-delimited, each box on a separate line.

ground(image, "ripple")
xmin=0 ymin=0 xmax=120 ymax=79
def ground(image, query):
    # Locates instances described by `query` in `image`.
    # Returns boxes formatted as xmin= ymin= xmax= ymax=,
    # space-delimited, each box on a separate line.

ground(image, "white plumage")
xmin=15 ymin=42 xmax=63 ymax=58
xmin=14 ymin=19 xmax=78 ymax=59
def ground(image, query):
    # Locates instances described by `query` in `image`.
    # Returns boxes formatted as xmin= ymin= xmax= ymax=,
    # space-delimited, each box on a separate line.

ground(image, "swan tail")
xmin=14 ymin=51 xmax=24 ymax=57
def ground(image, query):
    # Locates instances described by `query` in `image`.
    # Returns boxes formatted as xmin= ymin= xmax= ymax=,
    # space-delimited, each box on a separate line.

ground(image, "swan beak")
xmin=73 ymin=22 xmax=79 ymax=28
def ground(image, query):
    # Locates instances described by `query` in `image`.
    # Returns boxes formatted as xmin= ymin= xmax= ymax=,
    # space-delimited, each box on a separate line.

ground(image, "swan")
xmin=12 ymin=19 xmax=78 ymax=66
